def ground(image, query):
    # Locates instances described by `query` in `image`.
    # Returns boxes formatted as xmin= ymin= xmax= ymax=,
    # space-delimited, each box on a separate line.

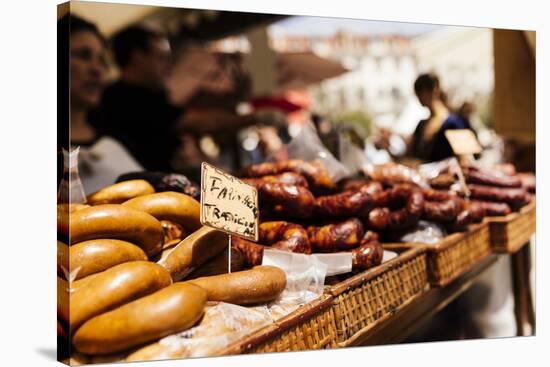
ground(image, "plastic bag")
xmin=338 ymin=134 xmax=371 ymax=176
xmin=262 ymin=248 xmax=327 ymax=303
xmin=127 ymin=302 xmax=274 ymax=360
xmin=266 ymin=122 xmax=350 ymax=183
xmin=311 ymin=252 xmax=353 ymax=277
xmin=399 ymin=220 xmax=447 ymax=244
xmin=127 ymin=248 xmax=331 ymax=361
xmin=418 ymin=157 xmax=469 ymax=194
xmin=57 ymin=147 xmax=87 ymax=204
xmin=362 ymin=162 xmax=429 ymax=188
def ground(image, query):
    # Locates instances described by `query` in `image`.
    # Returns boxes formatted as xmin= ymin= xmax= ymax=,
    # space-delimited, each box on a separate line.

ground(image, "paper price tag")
xmin=200 ymin=162 xmax=259 ymax=241
xmin=444 ymin=129 xmax=482 ymax=156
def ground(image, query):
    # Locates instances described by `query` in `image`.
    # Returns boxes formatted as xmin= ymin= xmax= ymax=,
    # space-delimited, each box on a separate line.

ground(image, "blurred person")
xmin=57 ymin=14 xmax=141 ymax=195
xmin=93 ymin=25 xmax=264 ymax=173
xmin=409 ymin=73 xmax=473 ymax=162
xmin=93 ymin=26 xmax=180 ymax=172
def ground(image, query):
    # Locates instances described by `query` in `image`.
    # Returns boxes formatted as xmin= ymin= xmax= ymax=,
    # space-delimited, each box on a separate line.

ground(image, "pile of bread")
xmin=57 ymin=179 xmax=287 ymax=362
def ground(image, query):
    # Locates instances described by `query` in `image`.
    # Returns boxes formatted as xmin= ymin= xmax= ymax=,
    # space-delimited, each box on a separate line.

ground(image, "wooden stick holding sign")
xmin=200 ymin=162 xmax=259 ymax=273
xmin=444 ymin=129 xmax=483 ymax=198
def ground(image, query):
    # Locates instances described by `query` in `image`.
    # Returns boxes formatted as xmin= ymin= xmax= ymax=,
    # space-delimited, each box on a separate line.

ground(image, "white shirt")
xmin=75 ymin=136 xmax=143 ymax=195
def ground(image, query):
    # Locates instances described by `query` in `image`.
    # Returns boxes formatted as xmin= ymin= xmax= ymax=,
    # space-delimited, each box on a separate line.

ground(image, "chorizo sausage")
xmin=367 ymin=185 xmax=424 ymax=231
xmin=243 ymin=172 xmax=309 ymax=189
xmin=422 ymin=189 xmax=461 ymax=223
xmin=307 ymin=218 xmax=364 ymax=252
xmin=243 ymin=159 xmax=335 ymax=192
xmin=471 ymin=200 xmax=512 ymax=216
xmin=232 ymin=237 xmax=264 ymax=267
xmin=352 ymin=239 xmax=384 ymax=271
xmin=468 ymin=184 xmax=531 ymax=208
xmin=464 ymin=168 xmax=522 ymax=188
xmin=256 ymin=182 xmax=315 ymax=218
xmin=259 ymin=221 xmax=312 ymax=254
xmin=314 ymin=185 xmax=375 ymax=218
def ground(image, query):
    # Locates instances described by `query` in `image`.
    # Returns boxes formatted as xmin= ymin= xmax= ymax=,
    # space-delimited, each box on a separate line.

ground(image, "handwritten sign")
xmin=200 ymin=162 xmax=259 ymax=241
xmin=445 ymin=129 xmax=483 ymax=156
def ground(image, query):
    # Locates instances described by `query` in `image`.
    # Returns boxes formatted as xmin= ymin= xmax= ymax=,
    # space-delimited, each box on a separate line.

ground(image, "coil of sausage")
xmin=366 ymin=185 xmax=424 ymax=231
xmin=254 ymin=182 xmax=315 ymax=219
xmin=314 ymin=186 xmax=375 ymax=218
xmin=468 ymin=184 xmax=531 ymax=208
xmin=242 ymin=159 xmax=335 ymax=193
xmin=243 ymin=172 xmax=309 ymax=189
xmin=352 ymin=237 xmax=384 ymax=271
xmin=422 ymin=189 xmax=461 ymax=223
xmin=464 ymin=168 xmax=522 ymax=188
xmin=307 ymin=218 xmax=365 ymax=252
xmin=259 ymin=221 xmax=312 ymax=254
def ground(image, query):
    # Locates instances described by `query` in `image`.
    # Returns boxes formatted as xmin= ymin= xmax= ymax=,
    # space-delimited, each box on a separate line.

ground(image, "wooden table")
xmin=348 ymin=241 xmax=535 ymax=346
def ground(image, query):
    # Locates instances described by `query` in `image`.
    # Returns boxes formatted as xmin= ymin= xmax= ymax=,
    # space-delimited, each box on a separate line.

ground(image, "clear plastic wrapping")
xmin=399 ymin=220 xmax=447 ymax=244
xmin=267 ymin=122 xmax=350 ymax=183
xmin=126 ymin=249 xmax=331 ymax=361
xmin=57 ymin=147 xmax=87 ymax=204
xmin=362 ymin=162 xmax=429 ymax=188
xmin=418 ymin=157 xmax=469 ymax=194
xmin=262 ymin=248 xmax=327 ymax=303
xmin=338 ymin=134 xmax=370 ymax=176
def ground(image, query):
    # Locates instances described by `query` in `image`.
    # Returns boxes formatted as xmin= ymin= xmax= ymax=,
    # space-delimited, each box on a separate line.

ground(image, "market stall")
xmin=57 ymin=3 xmax=536 ymax=365
xmin=57 ymin=123 xmax=536 ymax=363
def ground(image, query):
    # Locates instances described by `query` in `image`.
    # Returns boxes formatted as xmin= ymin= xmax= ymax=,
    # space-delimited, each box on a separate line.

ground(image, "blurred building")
xmin=271 ymin=31 xmax=417 ymax=128
xmin=412 ymin=27 xmax=494 ymax=110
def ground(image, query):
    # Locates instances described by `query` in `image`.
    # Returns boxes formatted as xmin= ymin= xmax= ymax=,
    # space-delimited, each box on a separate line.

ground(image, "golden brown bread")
xmin=57 ymin=204 xmax=89 ymax=238
xmin=188 ymin=265 xmax=286 ymax=305
xmin=57 ymin=276 xmax=70 ymax=324
xmin=69 ymin=204 xmax=164 ymax=257
xmin=87 ymin=179 xmax=155 ymax=205
xmin=57 ymin=241 xmax=69 ymax=277
xmin=72 ymin=283 xmax=206 ymax=355
xmin=186 ymin=247 xmax=245 ymax=280
xmin=71 ymin=272 xmax=100 ymax=292
xmin=69 ymin=261 xmax=172 ymax=331
xmin=158 ymin=226 xmax=228 ymax=281
xmin=122 ymin=192 xmax=201 ymax=233
xmin=70 ymin=239 xmax=147 ymax=280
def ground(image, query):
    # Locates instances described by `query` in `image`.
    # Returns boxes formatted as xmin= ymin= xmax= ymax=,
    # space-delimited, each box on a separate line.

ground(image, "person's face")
xmin=416 ymin=89 xmax=433 ymax=108
xmin=134 ymin=36 xmax=172 ymax=89
xmin=70 ymin=31 xmax=106 ymax=109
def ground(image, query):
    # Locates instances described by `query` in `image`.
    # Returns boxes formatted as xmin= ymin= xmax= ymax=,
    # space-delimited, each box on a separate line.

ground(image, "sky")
xmin=269 ymin=16 xmax=447 ymax=37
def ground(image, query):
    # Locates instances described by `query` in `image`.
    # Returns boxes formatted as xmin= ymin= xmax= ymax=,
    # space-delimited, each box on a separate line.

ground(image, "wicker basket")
xmin=326 ymin=246 xmax=429 ymax=346
xmin=387 ymin=222 xmax=491 ymax=288
xmin=485 ymin=200 xmax=536 ymax=254
xmin=220 ymin=293 xmax=338 ymax=355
